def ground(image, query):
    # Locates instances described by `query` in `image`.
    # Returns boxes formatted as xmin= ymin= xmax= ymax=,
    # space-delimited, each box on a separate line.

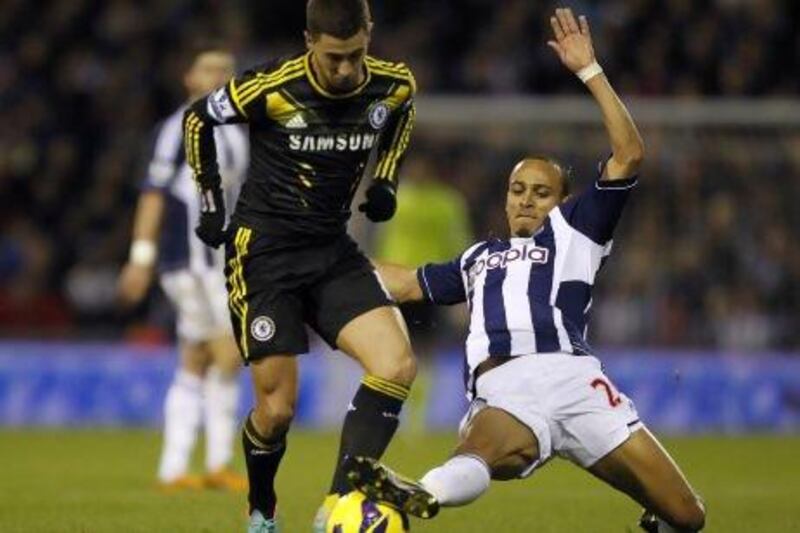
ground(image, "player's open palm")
xmin=547 ymin=8 xmax=595 ymax=73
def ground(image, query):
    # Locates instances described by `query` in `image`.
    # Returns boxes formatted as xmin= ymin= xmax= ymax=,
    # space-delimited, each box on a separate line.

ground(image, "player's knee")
xmin=253 ymin=399 xmax=295 ymax=438
xmin=368 ymin=346 xmax=417 ymax=386
xmin=667 ymin=494 xmax=706 ymax=531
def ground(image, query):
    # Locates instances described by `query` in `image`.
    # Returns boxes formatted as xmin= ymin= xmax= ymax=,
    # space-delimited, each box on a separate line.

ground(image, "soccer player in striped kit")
xmin=118 ymin=43 xmax=248 ymax=492
xmin=349 ymin=8 xmax=705 ymax=533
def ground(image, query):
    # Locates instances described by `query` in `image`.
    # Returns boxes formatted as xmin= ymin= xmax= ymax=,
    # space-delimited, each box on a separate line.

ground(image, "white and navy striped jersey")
xmin=142 ymin=105 xmax=248 ymax=273
xmin=417 ymin=171 xmax=637 ymax=394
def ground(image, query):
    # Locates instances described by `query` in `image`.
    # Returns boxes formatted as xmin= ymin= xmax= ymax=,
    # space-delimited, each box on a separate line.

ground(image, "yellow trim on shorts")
xmin=227 ymin=227 xmax=253 ymax=359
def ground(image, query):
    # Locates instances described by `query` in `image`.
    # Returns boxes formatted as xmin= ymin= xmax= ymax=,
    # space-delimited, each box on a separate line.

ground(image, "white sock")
xmin=203 ymin=366 xmax=240 ymax=472
xmin=420 ymin=454 xmax=491 ymax=506
xmin=157 ymin=370 xmax=204 ymax=482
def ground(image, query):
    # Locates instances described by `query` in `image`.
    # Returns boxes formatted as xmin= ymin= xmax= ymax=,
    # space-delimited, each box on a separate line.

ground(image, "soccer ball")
xmin=326 ymin=491 xmax=409 ymax=533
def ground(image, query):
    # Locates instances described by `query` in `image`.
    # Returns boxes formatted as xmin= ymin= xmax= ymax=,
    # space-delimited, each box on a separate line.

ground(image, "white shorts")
xmin=460 ymin=353 xmax=642 ymax=477
xmin=160 ymin=269 xmax=232 ymax=343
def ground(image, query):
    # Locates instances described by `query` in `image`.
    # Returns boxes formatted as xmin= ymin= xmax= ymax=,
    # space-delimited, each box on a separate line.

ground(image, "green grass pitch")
xmin=0 ymin=430 xmax=798 ymax=532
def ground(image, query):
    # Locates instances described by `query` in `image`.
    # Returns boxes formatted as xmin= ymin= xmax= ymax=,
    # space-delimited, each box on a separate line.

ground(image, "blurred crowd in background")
xmin=1 ymin=0 xmax=799 ymax=351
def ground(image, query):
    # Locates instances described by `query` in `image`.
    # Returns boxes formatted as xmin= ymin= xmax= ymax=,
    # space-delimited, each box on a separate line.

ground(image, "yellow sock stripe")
xmin=243 ymin=423 xmax=270 ymax=449
xmin=362 ymin=375 xmax=410 ymax=401
xmin=237 ymin=62 xmax=305 ymax=104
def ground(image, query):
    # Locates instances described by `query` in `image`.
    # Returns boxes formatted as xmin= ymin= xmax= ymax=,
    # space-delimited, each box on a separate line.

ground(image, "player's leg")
xmin=225 ymin=225 xmax=308 ymax=528
xmin=157 ymin=341 xmax=210 ymax=488
xmin=347 ymin=405 xmax=539 ymax=518
xmin=203 ymin=334 xmax=246 ymax=491
xmin=157 ymin=270 xmax=214 ymax=489
xmin=588 ymin=427 xmax=706 ymax=532
xmin=309 ymin=241 xmax=417 ymax=529
xmin=243 ymin=354 xmax=298 ymax=521
xmin=327 ymin=305 xmax=416 ymax=491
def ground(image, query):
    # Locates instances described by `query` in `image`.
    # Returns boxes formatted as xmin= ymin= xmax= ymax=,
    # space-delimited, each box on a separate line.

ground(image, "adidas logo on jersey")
xmin=285 ymin=113 xmax=308 ymax=129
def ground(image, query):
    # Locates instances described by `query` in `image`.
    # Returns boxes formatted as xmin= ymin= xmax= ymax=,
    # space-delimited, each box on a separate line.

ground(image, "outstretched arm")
xmin=375 ymin=262 xmax=425 ymax=304
xmin=548 ymin=8 xmax=644 ymax=179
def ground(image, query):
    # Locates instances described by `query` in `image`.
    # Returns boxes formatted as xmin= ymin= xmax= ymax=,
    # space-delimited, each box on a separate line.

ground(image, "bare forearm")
xmin=585 ymin=74 xmax=644 ymax=178
xmin=132 ymin=191 xmax=165 ymax=243
xmin=374 ymin=261 xmax=424 ymax=303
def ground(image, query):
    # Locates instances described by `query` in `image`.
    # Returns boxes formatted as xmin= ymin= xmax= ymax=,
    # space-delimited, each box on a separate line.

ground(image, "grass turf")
xmin=0 ymin=430 xmax=798 ymax=532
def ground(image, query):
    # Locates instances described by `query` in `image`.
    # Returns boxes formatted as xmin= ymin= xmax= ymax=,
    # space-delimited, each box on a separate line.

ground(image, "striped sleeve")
xmin=141 ymin=111 xmax=184 ymax=190
xmin=373 ymin=63 xmax=417 ymax=187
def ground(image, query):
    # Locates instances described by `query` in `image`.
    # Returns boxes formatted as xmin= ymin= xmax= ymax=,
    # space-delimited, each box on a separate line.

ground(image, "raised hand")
xmin=547 ymin=8 xmax=596 ymax=74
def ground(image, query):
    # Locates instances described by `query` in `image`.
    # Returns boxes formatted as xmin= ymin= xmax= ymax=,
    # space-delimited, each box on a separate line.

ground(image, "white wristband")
xmin=130 ymin=240 xmax=157 ymax=267
xmin=577 ymin=61 xmax=603 ymax=83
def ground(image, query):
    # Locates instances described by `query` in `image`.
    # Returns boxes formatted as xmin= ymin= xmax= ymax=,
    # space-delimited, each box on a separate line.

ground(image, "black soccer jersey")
xmin=184 ymin=52 xmax=416 ymax=239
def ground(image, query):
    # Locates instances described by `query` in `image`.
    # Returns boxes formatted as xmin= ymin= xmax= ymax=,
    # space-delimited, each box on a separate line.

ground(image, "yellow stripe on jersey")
xmin=239 ymin=64 xmax=305 ymax=105
xmin=365 ymin=57 xmax=416 ymax=92
xmin=266 ymin=91 xmax=302 ymax=123
xmin=183 ymin=112 xmax=203 ymax=176
xmin=361 ymin=375 xmax=410 ymax=401
xmin=227 ymin=79 xmax=246 ymax=117
xmin=235 ymin=58 xmax=306 ymax=108
xmin=236 ymin=56 xmax=304 ymax=98
xmin=384 ymin=84 xmax=412 ymax=111
xmin=375 ymin=103 xmax=415 ymax=181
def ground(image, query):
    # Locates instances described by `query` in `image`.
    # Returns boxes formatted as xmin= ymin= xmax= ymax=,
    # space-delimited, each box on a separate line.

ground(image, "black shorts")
xmin=224 ymin=225 xmax=393 ymax=363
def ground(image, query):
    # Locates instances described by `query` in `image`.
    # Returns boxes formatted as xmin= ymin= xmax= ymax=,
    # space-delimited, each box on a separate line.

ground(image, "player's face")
xmin=506 ymin=160 xmax=566 ymax=238
xmin=306 ymin=29 xmax=371 ymax=93
xmin=184 ymin=51 xmax=235 ymax=99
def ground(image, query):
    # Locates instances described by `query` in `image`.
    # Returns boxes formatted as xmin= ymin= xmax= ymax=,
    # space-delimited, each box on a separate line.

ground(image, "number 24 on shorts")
xmin=591 ymin=377 xmax=622 ymax=407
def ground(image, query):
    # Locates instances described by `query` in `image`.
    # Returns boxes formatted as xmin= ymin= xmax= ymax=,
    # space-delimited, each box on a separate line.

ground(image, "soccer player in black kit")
xmin=182 ymin=1 xmax=416 ymax=531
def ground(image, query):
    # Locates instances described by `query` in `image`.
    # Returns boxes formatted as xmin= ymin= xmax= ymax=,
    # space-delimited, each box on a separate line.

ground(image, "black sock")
xmin=242 ymin=413 xmax=287 ymax=518
xmin=329 ymin=375 xmax=409 ymax=495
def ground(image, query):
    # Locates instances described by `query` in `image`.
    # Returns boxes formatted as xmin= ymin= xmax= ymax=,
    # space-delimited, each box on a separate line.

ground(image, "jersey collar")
xmin=304 ymin=51 xmax=372 ymax=99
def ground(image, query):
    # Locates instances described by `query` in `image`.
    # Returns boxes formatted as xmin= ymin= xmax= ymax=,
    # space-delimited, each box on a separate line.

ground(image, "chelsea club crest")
xmin=368 ymin=101 xmax=390 ymax=130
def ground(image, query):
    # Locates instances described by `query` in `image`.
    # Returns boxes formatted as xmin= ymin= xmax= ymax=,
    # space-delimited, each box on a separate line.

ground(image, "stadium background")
xmin=1 ymin=0 xmax=799 ymax=531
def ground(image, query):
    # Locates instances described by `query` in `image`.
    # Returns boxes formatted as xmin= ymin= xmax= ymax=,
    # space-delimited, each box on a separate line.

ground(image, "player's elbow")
xmin=617 ymin=135 xmax=645 ymax=168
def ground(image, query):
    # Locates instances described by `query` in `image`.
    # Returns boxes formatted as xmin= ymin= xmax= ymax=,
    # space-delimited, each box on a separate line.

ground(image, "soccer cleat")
xmin=312 ymin=494 xmax=339 ymax=533
xmin=204 ymin=467 xmax=248 ymax=492
xmin=639 ymin=510 xmax=659 ymax=533
xmin=247 ymin=510 xmax=279 ymax=533
xmin=345 ymin=455 xmax=440 ymax=519
xmin=156 ymin=474 xmax=204 ymax=492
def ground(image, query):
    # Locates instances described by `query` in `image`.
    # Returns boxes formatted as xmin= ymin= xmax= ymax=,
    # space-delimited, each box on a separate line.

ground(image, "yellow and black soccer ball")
xmin=326 ymin=491 xmax=409 ymax=533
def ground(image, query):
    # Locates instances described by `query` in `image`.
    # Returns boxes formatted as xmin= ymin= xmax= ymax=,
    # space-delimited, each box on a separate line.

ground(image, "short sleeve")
xmin=558 ymin=159 xmax=638 ymax=244
xmin=417 ymin=259 xmax=466 ymax=305
xmin=141 ymin=115 xmax=183 ymax=191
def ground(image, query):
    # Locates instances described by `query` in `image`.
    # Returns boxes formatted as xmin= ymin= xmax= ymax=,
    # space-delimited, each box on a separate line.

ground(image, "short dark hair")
xmin=306 ymin=0 xmax=371 ymax=39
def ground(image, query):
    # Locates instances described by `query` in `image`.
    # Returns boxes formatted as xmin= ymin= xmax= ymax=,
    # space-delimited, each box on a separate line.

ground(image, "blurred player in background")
xmin=118 ymin=43 xmax=248 ymax=492
xmin=349 ymin=9 xmax=705 ymax=533
xmin=181 ymin=0 xmax=417 ymax=530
